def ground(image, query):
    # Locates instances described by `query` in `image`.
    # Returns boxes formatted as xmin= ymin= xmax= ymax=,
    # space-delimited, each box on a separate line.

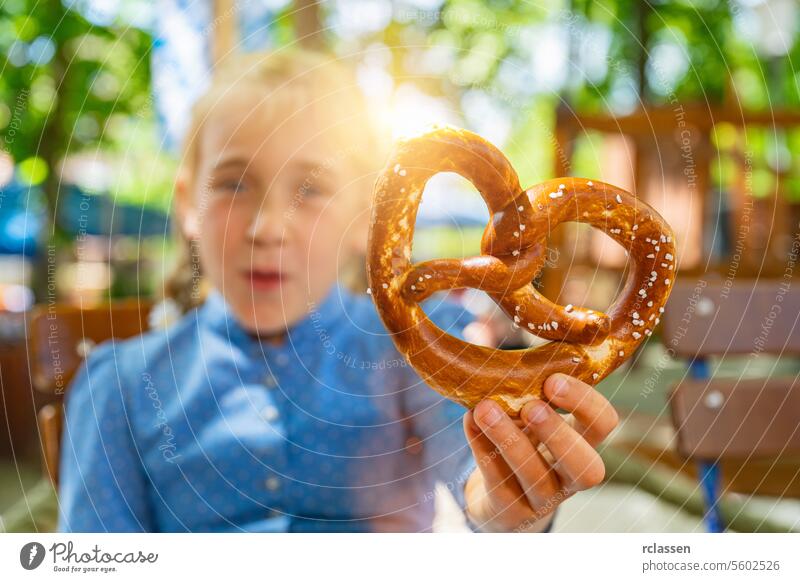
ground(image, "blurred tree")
xmin=0 ymin=0 xmax=152 ymax=301
xmin=1 ymin=0 xmax=798 ymax=302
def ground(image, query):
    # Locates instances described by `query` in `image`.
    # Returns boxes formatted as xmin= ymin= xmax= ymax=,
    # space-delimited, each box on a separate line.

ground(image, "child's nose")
xmin=245 ymin=200 xmax=288 ymax=247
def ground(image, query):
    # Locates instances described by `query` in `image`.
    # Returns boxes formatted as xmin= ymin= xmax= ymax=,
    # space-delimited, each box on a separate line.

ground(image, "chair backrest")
xmin=662 ymin=277 xmax=800 ymax=499
xmin=661 ymin=277 xmax=800 ymax=357
xmin=28 ymin=300 xmax=152 ymax=395
xmin=670 ymin=377 xmax=800 ymax=460
xmin=28 ymin=300 xmax=152 ymax=485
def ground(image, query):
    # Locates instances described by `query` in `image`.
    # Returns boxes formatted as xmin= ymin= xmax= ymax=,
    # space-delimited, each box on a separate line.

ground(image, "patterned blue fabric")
xmin=57 ymin=285 xmax=477 ymax=532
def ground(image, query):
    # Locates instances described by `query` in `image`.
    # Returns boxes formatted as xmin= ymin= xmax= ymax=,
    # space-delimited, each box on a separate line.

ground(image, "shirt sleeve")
xmin=402 ymin=298 xmax=478 ymax=529
xmin=57 ymin=342 xmax=154 ymax=532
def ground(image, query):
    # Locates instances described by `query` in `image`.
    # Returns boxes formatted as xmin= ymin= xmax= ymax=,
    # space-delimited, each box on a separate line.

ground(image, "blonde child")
xmin=57 ymin=50 xmax=618 ymax=533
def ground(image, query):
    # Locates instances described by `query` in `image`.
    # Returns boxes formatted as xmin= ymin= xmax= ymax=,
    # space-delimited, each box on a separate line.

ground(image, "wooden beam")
xmin=294 ymin=0 xmax=323 ymax=49
xmin=557 ymin=103 xmax=800 ymax=136
xmin=212 ymin=0 xmax=238 ymax=67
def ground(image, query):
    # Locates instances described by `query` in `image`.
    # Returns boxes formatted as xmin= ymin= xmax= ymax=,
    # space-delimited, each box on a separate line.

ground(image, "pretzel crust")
xmin=367 ymin=127 xmax=676 ymax=415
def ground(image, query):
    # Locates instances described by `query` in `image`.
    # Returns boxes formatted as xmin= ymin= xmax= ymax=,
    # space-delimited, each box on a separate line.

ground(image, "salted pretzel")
xmin=366 ymin=127 xmax=676 ymax=415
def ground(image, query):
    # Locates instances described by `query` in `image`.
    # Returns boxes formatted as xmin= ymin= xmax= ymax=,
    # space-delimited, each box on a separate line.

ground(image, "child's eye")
xmin=216 ymin=179 xmax=249 ymax=194
xmin=301 ymin=185 xmax=324 ymax=198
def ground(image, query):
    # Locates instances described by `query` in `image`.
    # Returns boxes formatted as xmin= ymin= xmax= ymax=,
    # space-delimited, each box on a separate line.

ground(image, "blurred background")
xmin=1 ymin=0 xmax=800 ymax=532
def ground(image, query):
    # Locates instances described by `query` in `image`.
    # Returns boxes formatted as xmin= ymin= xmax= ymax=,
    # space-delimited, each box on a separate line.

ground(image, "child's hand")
xmin=462 ymin=373 xmax=618 ymax=532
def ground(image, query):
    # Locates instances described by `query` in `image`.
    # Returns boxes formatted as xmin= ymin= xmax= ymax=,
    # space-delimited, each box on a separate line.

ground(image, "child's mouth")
xmin=243 ymin=269 xmax=285 ymax=291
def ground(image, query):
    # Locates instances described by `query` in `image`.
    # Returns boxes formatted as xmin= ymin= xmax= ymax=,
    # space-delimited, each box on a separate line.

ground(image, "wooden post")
xmin=542 ymin=109 xmax=574 ymax=303
xmin=294 ymin=0 xmax=323 ymax=49
xmin=212 ymin=0 xmax=238 ymax=67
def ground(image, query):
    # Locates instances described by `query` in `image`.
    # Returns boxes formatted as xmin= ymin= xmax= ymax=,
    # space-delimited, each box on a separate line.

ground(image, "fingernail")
xmin=525 ymin=401 xmax=550 ymax=425
xmin=547 ymin=374 xmax=568 ymax=398
xmin=477 ymin=401 xmax=503 ymax=427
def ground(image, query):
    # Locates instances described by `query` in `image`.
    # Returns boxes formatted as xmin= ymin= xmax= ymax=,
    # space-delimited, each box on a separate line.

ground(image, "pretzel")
xmin=366 ymin=127 xmax=676 ymax=415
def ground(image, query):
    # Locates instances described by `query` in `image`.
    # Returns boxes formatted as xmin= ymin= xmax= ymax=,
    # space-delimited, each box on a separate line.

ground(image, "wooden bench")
xmin=28 ymin=300 xmax=152 ymax=486
xmin=662 ymin=277 xmax=800 ymax=532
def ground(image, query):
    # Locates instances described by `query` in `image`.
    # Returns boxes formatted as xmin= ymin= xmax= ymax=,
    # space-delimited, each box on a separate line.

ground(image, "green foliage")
xmin=0 ymin=0 xmax=153 ymax=199
xmin=2 ymin=0 xmax=799 ymax=301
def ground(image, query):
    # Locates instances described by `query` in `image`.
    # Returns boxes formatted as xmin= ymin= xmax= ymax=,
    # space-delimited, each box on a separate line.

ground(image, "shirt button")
xmin=261 ymin=405 xmax=279 ymax=422
xmin=275 ymin=353 xmax=289 ymax=366
xmin=265 ymin=477 xmax=281 ymax=491
xmin=264 ymin=374 xmax=277 ymax=388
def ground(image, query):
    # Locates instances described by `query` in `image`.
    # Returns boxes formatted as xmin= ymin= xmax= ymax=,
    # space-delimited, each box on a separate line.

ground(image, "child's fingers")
xmin=520 ymin=399 xmax=606 ymax=492
xmin=542 ymin=374 xmax=619 ymax=447
xmin=463 ymin=410 xmax=515 ymax=488
xmin=471 ymin=401 xmax=561 ymax=508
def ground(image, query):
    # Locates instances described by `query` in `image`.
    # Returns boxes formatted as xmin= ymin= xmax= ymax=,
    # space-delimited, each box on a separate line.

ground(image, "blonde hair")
xmin=163 ymin=49 xmax=386 ymax=312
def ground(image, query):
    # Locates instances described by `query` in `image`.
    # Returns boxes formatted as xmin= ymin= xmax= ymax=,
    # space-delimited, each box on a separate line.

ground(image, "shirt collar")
xmin=198 ymin=284 xmax=352 ymax=353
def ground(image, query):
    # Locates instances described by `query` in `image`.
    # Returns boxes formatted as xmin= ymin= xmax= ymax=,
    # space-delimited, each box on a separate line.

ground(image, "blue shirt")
xmin=57 ymin=285 xmax=477 ymax=532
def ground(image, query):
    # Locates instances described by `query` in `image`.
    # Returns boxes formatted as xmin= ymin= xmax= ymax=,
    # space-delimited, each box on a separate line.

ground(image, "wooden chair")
xmin=662 ymin=277 xmax=800 ymax=532
xmin=28 ymin=300 xmax=152 ymax=486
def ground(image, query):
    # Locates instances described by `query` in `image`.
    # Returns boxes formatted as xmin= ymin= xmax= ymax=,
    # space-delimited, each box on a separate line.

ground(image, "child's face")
xmin=179 ymin=92 xmax=369 ymax=334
